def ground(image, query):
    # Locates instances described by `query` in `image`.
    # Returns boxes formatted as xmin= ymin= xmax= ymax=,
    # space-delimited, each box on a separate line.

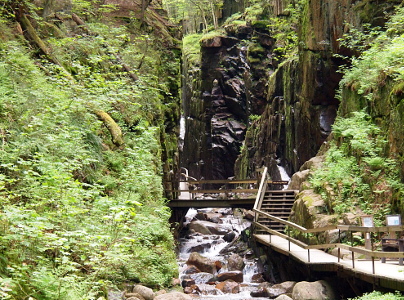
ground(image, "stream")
xmin=178 ymin=207 xmax=270 ymax=299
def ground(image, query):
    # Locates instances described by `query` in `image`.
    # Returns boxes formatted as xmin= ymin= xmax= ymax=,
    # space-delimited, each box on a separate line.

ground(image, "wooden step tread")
xmin=261 ymin=203 xmax=294 ymax=206
xmin=262 ymin=199 xmax=295 ymax=202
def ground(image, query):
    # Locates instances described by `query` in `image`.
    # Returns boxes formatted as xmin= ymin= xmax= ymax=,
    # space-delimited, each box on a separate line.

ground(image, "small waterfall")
xmin=179 ymin=116 xmax=186 ymax=151
xmin=277 ymin=164 xmax=291 ymax=190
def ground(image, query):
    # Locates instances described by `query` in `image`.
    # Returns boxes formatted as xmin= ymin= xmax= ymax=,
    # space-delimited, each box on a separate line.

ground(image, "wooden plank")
xmin=188 ymin=189 xmax=258 ymax=194
xmin=167 ymin=199 xmax=256 ymax=208
xmin=254 ymin=209 xmax=307 ymax=232
xmin=167 ymin=189 xmax=258 ymax=193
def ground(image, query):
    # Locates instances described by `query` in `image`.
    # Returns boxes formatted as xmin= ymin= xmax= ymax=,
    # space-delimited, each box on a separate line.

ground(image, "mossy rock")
xmin=247 ymin=43 xmax=266 ymax=61
xmin=251 ymin=20 xmax=270 ymax=30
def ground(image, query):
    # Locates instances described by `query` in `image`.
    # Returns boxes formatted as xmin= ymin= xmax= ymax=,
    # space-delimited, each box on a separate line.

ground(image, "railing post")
xmin=288 ymin=226 xmax=291 ymax=252
xmin=351 ymin=231 xmax=355 ymax=269
xmin=338 ymin=229 xmax=341 ymax=263
xmin=307 ymin=233 xmax=310 ymax=262
xmin=371 ymin=232 xmax=375 ymax=274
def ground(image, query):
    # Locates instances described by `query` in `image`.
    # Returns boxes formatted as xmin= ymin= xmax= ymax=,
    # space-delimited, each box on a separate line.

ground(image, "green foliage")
xmin=349 ymin=291 xmax=404 ymax=300
xmin=0 ymin=3 xmax=180 ymax=298
xmin=183 ymin=33 xmax=202 ymax=65
xmin=243 ymin=0 xmax=272 ymax=22
xmin=267 ymin=1 xmax=306 ymax=60
xmin=163 ymin=0 xmax=223 ymax=32
xmin=337 ymin=7 xmax=404 ymax=101
xmin=309 ymin=111 xmax=404 ymax=224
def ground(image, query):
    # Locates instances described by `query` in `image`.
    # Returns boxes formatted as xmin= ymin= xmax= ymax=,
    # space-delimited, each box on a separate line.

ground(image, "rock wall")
xmin=235 ymin=0 xmax=401 ymax=179
xmin=181 ymin=23 xmax=275 ymax=180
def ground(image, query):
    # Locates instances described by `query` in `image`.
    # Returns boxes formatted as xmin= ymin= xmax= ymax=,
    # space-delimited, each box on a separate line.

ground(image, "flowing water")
xmin=178 ymin=208 xmax=270 ymax=300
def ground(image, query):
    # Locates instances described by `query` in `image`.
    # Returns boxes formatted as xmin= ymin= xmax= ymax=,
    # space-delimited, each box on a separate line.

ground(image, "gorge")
xmin=0 ymin=0 xmax=404 ymax=299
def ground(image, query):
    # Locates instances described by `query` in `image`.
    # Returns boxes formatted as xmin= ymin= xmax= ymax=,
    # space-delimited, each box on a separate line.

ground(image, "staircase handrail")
xmin=253 ymin=167 xmax=268 ymax=211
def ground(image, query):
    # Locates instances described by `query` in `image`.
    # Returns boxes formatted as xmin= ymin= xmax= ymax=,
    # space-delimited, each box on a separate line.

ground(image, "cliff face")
xmin=235 ymin=0 xmax=401 ymax=179
xmin=181 ymin=23 xmax=275 ymax=180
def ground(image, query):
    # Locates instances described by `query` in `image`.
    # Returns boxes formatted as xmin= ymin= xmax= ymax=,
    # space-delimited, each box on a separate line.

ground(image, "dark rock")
xmin=181 ymin=278 xmax=195 ymax=288
xmin=187 ymin=243 xmax=212 ymax=253
xmin=251 ymin=273 xmax=265 ymax=283
xmin=244 ymin=210 xmax=255 ymax=220
xmin=250 ymin=288 xmax=269 ymax=298
xmin=223 ymin=231 xmax=236 ymax=242
xmin=183 ymin=265 xmax=201 ymax=274
xmin=194 ymin=212 xmax=207 ymax=221
xmin=217 ymin=271 xmax=243 ymax=283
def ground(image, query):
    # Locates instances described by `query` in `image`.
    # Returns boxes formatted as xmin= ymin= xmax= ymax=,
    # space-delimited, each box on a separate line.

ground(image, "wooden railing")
xmin=165 ymin=167 xmax=287 ymax=200
xmin=253 ymin=208 xmax=404 ymax=274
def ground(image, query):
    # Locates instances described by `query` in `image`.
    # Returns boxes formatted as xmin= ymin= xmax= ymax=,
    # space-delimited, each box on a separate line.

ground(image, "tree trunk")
xmin=94 ymin=110 xmax=124 ymax=147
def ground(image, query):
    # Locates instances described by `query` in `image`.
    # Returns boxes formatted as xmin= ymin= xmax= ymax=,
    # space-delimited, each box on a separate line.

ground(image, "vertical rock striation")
xmin=236 ymin=0 xmax=401 ymax=179
xmin=181 ymin=23 xmax=275 ymax=180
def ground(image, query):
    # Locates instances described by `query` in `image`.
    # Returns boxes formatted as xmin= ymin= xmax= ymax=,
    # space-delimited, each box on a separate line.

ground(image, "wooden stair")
xmin=256 ymin=190 xmax=296 ymax=233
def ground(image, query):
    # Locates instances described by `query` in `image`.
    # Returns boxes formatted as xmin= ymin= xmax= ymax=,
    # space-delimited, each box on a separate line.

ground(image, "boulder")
xmin=288 ymin=169 xmax=310 ymax=190
xmin=275 ymin=295 xmax=293 ymax=300
xmin=272 ymin=281 xmax=296 ymax=294
xmin=215 ymin=280 xmax=240 ymax=294
xmin=154 ymin=291 xmax=192 ymax=300
xmin=188 ymin=221 xmax=212 ymax=235
xmin=188 ymin=220 xmax=232 ymax=235
xmin=186 ymin=252 xmax=217 ymax=274
xmin=251 ymin=273 xmax=265 ymax=283
xmin=217 ymin=271 xmax=243 ymax=283
xmin=250 ymin=288 xmax=269 ymax=297
xmin=183 ymin=265 xmax=201 ymax=274
xmin=171 ymin=278 xmax=181 ymax=286
xmin=155 ymin=290 xmax=167 ymax=296
xmin=132 ymin=285 xmax=154 ymax=300
xmin=187 ymin=243 xmax=212 ymax=253
xmin=223 ymin=231 xmax=236 ymax=242
xmin=244 ymin=210 xmax=255 ymax=220
xmin=181 ymin=278 xmax=195 ymax=288
xmin=227 ymin=253 xmax=245 ymax=271
xmin=205 ymin=212 xmax=223 ymax=223
xmin=292 ymin=280 xmax=337 ymax=300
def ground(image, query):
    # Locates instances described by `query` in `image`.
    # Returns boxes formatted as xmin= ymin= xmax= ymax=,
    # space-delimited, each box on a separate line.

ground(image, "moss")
xmin=251 ymin=20 xmax=270 ymax=30
xmin=183 ymin=33 xmax=202 ymax=66
xmin=247 ymin=43 xmax=266 ymax=63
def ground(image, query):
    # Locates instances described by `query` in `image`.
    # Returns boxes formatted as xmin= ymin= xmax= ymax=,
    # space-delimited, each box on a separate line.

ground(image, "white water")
xmin=178 ymin=208 xmax=269 ymax=300
xmin=277 ymin=165 xmax=290 ymax=190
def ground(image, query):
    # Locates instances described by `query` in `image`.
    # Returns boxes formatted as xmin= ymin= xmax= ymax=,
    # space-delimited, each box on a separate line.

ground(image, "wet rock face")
xmin=182 ymin=24 xmax=275 ymax=180
xmin=235 ymin=0 xmax=401 ymax=179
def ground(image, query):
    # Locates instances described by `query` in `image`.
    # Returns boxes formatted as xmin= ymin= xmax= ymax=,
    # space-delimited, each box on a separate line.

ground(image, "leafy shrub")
xmin=0 ymin=5 xmax=179 ymax=298
xmin=349 ymin=291 xmax=404 ymax=300
xmin=309 ymin=111 xmax=403 ymax=224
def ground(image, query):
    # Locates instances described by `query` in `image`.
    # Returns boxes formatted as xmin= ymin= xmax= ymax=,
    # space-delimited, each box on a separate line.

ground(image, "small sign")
xmin=361 ymin=215 xmax=374 ymax=227
xmin=386 ymin=214 xmax=401 ymax=226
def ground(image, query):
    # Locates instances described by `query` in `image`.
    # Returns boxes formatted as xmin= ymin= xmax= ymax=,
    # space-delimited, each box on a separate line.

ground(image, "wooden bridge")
xmin=166 ymin=167 xmax=404 ymax=292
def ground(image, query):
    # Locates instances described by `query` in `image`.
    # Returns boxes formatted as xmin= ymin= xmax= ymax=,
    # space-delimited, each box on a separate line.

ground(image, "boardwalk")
xmin=167 ymin=167 xmax=404 ymax=292
xmin=255 ymin=234 xmax=404 ymax=291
